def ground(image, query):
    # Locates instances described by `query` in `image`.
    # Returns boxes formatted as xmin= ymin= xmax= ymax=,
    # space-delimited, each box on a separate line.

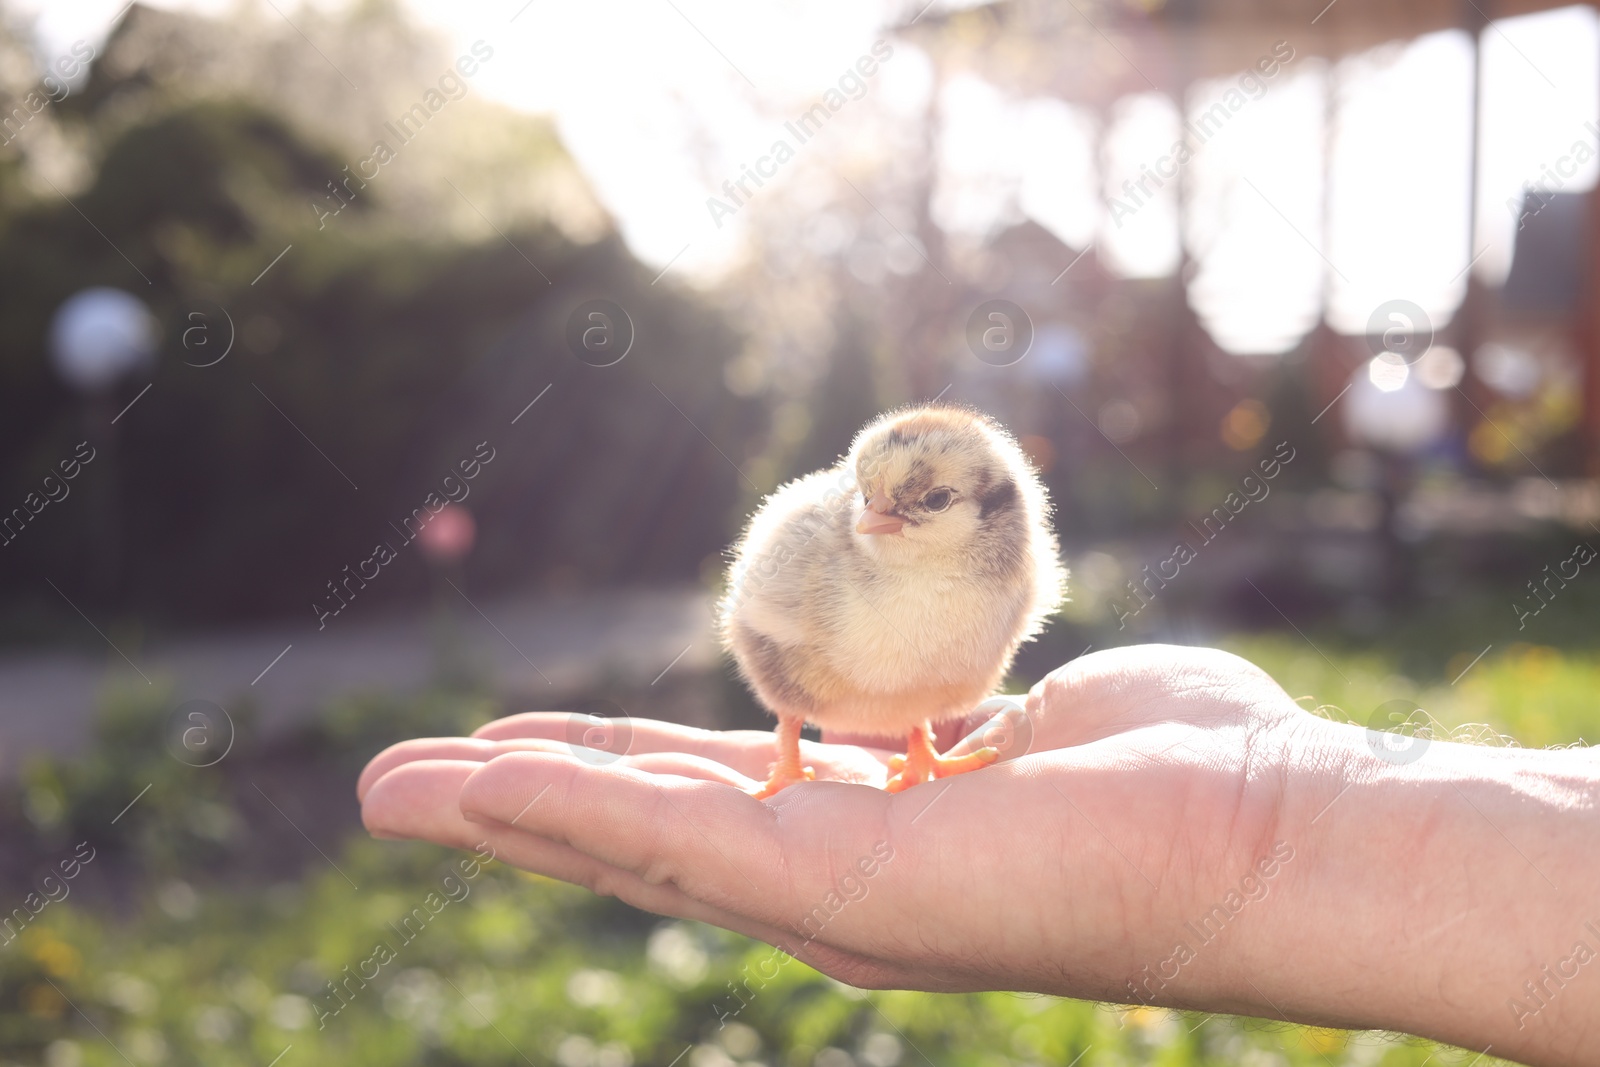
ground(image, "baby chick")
xmin=718 ymin=405 xmax=1066 ymax=796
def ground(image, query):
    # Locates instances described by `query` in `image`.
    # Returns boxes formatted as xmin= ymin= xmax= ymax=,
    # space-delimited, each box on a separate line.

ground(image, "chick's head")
xmin=847 ymin=405 xmax=1040 ymax=566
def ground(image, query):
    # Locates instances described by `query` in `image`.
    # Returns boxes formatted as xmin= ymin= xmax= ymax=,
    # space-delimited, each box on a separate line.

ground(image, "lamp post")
xmin=1342 ymin=351 xmax=1453 ymax=603
xmin=48 ymin=287 xmax=158 ymax=604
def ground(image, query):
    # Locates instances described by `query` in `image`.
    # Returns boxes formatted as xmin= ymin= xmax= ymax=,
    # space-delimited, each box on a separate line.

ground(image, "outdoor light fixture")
xmin=49 ymin=287 xmax=158 ymax=392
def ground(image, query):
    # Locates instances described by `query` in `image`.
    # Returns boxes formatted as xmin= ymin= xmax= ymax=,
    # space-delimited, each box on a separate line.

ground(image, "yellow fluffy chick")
xmin=718 ymin=405 xmax=1067 ymax=796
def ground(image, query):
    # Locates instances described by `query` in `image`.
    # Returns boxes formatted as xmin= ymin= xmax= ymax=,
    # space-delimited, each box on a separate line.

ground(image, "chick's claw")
xmin=885 ymin=745 xmax=999 ymax=793
xmin=748 ymin=714 xmax=816 ymax=798
xmin=749 ymin=766 xmax=815 ymax=799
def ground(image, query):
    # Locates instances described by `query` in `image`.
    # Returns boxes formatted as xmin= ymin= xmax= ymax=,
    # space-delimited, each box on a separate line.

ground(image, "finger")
xmin=820 ymin=724 xmax=970 ymax=751
xmin=619 ymin=752 xmax=757 ymax=789
xmin=365 ymin=760 xmax=954 ymax=993
xmin=462 ymin=816 xmax=920 ymax=991
xmin=356 ymin=737 xmax=759 ymax=801
xmin=359 ymin=737 xmax=571 ymax=801
xmin=819 ymin=727 xmax=901 ymax=749
xmin=361 ymin=759 xmax=502 ymax=846
xmin=823 ymin=710 xmax=1004 ymax=754
xmin=360 ymin=761 xmax=814 ymax=954
xmin=473 ymin=713 xmax=787 ymax=778
xmin=932 ymin=717 xmax=967 ymax=754
xmin=475 ymin=712 xmax=891 ymax=782
xmin=943 ymin=695 xmax=1034 ymax=760
xmin=616 ymin=750 xmax=875 ymax=789
xmin=458 ymin=751 xmax=892 ymax=931
xmin=459 ymin=750 xmax=787 ymax=917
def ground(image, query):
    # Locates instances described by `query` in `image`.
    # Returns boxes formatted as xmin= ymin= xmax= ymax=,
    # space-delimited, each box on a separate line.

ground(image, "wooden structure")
xmin=897 ymin=0 xmax=1600 ymax=473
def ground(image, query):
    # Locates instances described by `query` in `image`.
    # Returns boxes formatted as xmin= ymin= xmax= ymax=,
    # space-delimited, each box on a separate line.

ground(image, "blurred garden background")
xmin=3 ymin=0 xmax=1600 ymax=1063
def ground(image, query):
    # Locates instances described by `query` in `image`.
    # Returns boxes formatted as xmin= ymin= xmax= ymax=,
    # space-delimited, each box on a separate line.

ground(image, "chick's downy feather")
xmin=718 ymin=405 xmax=1067 ymax=740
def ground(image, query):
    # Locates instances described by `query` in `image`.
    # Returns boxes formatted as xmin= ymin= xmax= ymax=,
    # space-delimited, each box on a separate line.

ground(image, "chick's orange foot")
xmin=885 ymin=723 xmax=998 ymax=793
xmin=749 ymin=766 xmax=815 ymax=799
xmin=749 ymin=715 xmax=814 ymax=799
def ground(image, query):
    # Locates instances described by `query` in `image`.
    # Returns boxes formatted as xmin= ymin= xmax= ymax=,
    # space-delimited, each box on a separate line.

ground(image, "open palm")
xmin=359 ymin=645 xmax=1324 ymax=1005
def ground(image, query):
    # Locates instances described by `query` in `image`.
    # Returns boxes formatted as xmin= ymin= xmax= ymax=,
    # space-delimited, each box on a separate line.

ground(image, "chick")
xmin=718 ymin=405 xmax=1066 ymax=796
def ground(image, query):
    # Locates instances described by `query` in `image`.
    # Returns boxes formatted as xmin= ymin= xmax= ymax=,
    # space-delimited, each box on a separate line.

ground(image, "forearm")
xmin=1242 ymin=717 xmax=1600 ymax=1065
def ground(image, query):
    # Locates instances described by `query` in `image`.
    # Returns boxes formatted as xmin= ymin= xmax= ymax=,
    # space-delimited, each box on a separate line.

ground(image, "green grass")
xmin=0 ymin=858 xmax=1477 ymax=1067
xmin=1229 ymin=635 xmax=1600 ymax=749
xmin=6 ymin=636 xmax=1592 ymax=1067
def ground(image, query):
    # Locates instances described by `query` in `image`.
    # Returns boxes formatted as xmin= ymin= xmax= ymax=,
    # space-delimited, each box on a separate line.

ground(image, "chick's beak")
xmin=855 ymin=492 xmax=905 ymax=535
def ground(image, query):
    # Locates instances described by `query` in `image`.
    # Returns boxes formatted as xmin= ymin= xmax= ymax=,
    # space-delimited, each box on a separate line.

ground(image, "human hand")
xmin=358 ymin=644 xmax=1600 ymax=1066
xmin=357 ymin=646 xmax=1308 ymax=996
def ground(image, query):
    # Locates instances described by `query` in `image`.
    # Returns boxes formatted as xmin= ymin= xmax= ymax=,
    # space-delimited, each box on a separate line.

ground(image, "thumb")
xmin=942 ymin=695 xmax=1035 ymax=760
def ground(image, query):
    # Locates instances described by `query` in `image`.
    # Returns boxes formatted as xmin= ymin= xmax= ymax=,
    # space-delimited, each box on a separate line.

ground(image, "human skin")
xmin=357 ymin=644 xmax=1600 ymax=1066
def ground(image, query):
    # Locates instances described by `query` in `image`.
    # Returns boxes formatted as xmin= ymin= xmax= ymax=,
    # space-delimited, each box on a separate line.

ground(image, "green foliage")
xmin=0 ymin=839 xmax=1492 ymax=1067
xmin=1231 ymin=634 xmax=1600 ymax=749
xmin=0 ymin=93 xmax=758 ymax=634
xmin=16 ymin=679 xmax=252 ymax=875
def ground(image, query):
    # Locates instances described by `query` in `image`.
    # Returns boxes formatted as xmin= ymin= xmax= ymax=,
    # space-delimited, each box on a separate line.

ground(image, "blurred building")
xmin=898 ymin=0 xmax=1600 ymax=486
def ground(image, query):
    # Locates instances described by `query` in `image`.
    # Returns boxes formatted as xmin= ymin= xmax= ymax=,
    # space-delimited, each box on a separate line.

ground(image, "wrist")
xmin=1248 ymin=715 xmax=1600 ymax=1064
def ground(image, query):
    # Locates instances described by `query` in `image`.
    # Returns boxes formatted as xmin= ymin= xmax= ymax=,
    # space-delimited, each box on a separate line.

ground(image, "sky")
xmin=14 ymin=0 xmax=1600 ymax=356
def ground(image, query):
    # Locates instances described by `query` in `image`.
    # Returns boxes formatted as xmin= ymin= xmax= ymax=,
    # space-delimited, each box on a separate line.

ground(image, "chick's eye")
xmin=923 ymin=487 xmax=954 ymax=512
